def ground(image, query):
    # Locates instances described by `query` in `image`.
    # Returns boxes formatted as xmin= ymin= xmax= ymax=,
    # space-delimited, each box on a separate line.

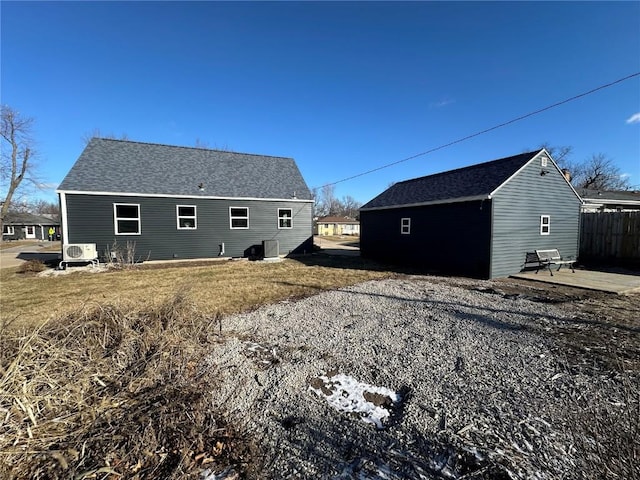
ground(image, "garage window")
xmin=540 ymin=215 xmax=550 ymax=235
xmin=401 ymin=218 xmax=411 ymax=235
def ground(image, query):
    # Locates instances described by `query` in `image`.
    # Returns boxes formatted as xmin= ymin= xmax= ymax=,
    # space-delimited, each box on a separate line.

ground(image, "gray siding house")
xmin=360 ymin=149 xmax=582 ymax=278
xmin=2 ymin=213 xmax=60 ymax=241
xmin=578 ymin=189 xmax=640 ymax=212
xmin=57 ymin=138 xmax=314 ymax=262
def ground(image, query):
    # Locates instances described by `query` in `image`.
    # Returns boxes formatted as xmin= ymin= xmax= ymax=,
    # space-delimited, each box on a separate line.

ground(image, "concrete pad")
xmin=511 ymin=268 xmax=640 ymax=295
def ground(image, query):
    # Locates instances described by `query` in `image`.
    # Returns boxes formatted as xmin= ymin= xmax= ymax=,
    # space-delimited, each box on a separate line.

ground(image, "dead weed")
xmin=0 ymin=290 xmax=252 ymax=479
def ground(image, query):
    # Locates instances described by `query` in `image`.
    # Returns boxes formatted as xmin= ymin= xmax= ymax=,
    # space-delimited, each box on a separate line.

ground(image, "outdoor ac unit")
xmin=63 ymin=243 xmax=98 ymax=262
xmin=263 ymin=239 xmax=279 ymax=259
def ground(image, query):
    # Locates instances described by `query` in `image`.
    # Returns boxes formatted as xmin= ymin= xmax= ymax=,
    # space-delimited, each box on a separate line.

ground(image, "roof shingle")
xmin=4 ymin=212 xmax=59 ymax=225
xmin=361 ymin=151 xmax=542 ymax=209
xmin=579 ymin=189 xmax=640 ymax=202
xmin=58 ymin=138 xmax=313 ymax=200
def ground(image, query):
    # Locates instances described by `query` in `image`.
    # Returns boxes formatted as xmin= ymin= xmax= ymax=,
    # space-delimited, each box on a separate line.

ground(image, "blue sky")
xmin=2 ymin=1 xmax=639 ymax=205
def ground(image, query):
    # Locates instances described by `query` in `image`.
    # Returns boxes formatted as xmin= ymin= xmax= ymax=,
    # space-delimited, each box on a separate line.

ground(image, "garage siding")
xmin=490 ymin=154 xmax=581 ymax=278
xmin=360 ymin=200 xmax=492 ymax=277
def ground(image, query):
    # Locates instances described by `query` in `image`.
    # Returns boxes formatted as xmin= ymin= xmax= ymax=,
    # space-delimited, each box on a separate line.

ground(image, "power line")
xmin=320 ymin=72 xmax=640 ymax=189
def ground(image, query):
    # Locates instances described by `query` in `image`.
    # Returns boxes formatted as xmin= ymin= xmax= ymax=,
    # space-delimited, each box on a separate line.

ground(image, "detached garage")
xmin=360 ymin=149 xmax=582 ymax=278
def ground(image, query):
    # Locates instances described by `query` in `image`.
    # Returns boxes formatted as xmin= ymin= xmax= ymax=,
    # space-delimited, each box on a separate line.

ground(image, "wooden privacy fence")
xmin=580 ymin=211 xmax=640 ymax=263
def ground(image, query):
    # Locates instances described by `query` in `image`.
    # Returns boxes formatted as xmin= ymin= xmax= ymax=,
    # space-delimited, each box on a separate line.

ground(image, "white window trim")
xmin=3 ymin=226 xmax=15 ymax=235
xmin=540 ymin=215 xmax=550 ymax=235
xmin=176 ymin=205 xmax=197 ymax=230
xmin=229 ymin=206 xmax=249 ymax=229
xmin=114 ymin=203 xmax=141 ymax=235
xmin=401 ymin=217 xmax=411 ymax=235
xmin=278 ymin=208 xmax=293 ymax=229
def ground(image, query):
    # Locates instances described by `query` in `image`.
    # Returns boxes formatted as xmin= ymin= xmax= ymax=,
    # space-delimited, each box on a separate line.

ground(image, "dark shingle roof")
xmin=58 ymin=138 xmax=313 ymax=200
xmin=361 ymin=151 xmax=542 ymax=210
xmin=579 ymin=189 xmax=640 ymax=203
xmin=4 ymin=212 xmax=59 ymax=225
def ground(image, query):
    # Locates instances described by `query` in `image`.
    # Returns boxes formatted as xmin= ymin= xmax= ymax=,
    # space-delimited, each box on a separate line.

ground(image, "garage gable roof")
xmin=361 ymin=150 xmax=546 ymax=210
xmin=57 ymin=138 xmax=313 ymax=201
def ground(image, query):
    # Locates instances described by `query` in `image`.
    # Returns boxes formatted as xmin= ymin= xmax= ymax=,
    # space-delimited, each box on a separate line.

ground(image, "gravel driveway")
xmin=205 ymin=277 xmax=637 ymax=479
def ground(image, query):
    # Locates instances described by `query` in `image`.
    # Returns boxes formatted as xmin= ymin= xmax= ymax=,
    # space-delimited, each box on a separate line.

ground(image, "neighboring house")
xmin=2 ymin=212 xmax=60 ymax=241
xmin=57 ymin=138 xmax=314 ymax=261
xmin=578 ymin=189 xmax=640 ymax=212
xmin=360 ymin=149 xmax=582 ymax=279
xmin=315 ymin=216 xmax=360 ymax=236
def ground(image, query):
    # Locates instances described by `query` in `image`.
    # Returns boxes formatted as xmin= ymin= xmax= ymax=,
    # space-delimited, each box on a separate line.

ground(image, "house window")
xmin=278 ymin=208 xmax=293 ymax=229
xmin=3 ymin=226 xmax=15 ymax=235
xmin=230 ymin=207 xmax=249 ymax=229
xmin=114 ymin=203 xmax=141 ymax=235
xmin=177 ymin=205 xmax=197 ymax=229
xmin=401 ymin=217 xmax=411 ymax=235
xmin=541 ymin=156 xmax=548 ymax=167
xmin=540 ymin=215 xmax=550 ymax=235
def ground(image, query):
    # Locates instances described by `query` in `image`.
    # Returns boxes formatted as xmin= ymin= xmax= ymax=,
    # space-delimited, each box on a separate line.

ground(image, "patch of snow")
xmin=309 ymin=372 xmax=400 ymax=429
xmin=37 ymin=263 xmax=111 ymax=277
xmin=201 ymin=466 xmax=238 ymax=480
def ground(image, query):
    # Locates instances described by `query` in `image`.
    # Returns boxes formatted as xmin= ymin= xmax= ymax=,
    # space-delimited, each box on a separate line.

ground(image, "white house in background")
xmin=315 ymin=216 xmax=360 ymax=236
xmin=579 ymin=189 xmax=640 ymax=212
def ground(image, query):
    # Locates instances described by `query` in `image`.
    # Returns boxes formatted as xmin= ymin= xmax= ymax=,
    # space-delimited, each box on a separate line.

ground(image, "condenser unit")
xmin=60 ymin=243 xmax=98 ymax=269
xmin=262 ymin=239 xmax=279 ymax=259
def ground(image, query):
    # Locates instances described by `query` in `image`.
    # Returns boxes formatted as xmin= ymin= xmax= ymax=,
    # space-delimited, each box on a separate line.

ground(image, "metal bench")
xmin=527 ymin=249 xmax=575 ymax=276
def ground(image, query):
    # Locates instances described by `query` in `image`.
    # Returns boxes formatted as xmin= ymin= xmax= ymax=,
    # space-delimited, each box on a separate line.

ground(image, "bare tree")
xmin=30 ymin=199 xmax=60 ymax=215
xmin=318 ymin=184 xmax=340 ymax=216
xmin=82 ymin=129 xmax=129 ymax=146
xmin=539 ymin=143 xmax=573 ymax=166
xmin=194 ymin=138 xmax=232 ymax=151
xmin=539 ymin=144 xmax=631 ymax=191
xmin=194 ymin=138 xmax=210 ymax=149
xmin=311 ymin=186 xmax=320 ymax=218
xmin=1 ymin=106 xmax=36 ymax=241
xmin=570 ymin=153 xmax=631 ymax=191
xmin=340 ymin=195 xmax=362 ymax=219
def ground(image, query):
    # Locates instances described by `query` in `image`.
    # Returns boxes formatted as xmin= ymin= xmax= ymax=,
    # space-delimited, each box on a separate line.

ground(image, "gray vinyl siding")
xmin=490 ymin=154 xmax=581 ymax=278
xmin=63 ymin=194 xmax=313 ymax=261
xmin=360 ymin=200 xmax=492 ymax=277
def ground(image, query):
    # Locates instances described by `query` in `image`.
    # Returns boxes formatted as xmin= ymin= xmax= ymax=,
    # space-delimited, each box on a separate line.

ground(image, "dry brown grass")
xmin=1 ymin=257 xmax=390 ymax=332
xmin=16 ymin=259 xmax=48 ymax=275
xmin=0 ymin=256 xmax=391 ymax=479
xmin=0 ymin=291 xmax=252 ymax=479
